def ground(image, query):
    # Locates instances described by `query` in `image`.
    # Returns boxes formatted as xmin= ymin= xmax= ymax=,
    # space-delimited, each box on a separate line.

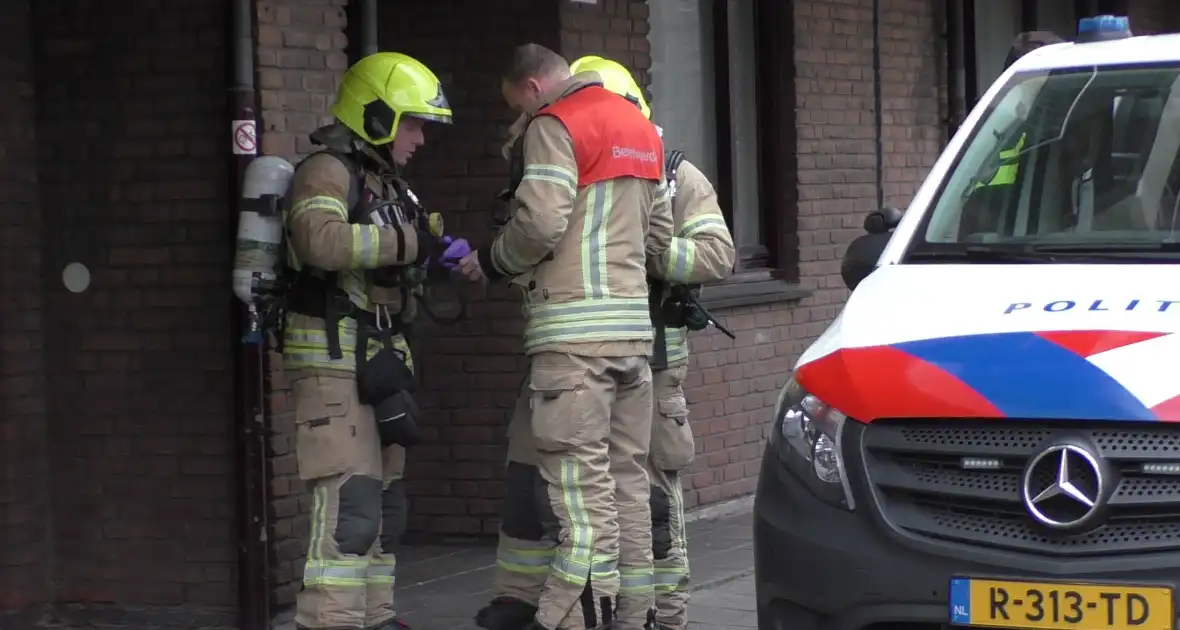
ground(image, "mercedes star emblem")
xmin=1021 ymin=443 xmax=1106 ymax=530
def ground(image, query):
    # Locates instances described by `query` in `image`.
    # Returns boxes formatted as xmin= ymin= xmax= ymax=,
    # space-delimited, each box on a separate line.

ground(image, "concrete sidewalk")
xmin=687 ymin=574 xmax=757 ymax=628
xmin=394 ymin=511 xmax=755 ymax=629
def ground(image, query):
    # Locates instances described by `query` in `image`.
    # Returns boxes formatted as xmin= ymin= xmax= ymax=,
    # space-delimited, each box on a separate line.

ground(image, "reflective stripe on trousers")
xmin=662 ymin=327 xmax=688 ymax=366
xmin=654 ymin=475 xmax=688 ymax=593
xmin=303 ymin=484 xmax=369 ymax=604
xmin=497 ymin=546 xmax=555 ymax=576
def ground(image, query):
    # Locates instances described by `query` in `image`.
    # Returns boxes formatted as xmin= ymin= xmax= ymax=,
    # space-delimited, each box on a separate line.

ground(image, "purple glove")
xmin=439 ymin=236 xmax=472 ymax=269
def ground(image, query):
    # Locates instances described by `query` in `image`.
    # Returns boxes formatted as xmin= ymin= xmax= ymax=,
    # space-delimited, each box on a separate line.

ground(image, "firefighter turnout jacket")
xmin=282 ymin=151 xmax=423 ymax=375
xmin=478 ymin=73 xmax=675 ymax=356
xmin=656 ymin=156 xmax=735 ymax=367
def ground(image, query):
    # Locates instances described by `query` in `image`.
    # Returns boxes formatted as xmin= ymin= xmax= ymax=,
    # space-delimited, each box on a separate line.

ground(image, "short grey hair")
xmin=504 ymin=43 xmax=570 ymax=84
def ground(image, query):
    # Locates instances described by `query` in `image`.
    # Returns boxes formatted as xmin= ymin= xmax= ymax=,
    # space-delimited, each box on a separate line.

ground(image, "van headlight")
xmin=771 ymin=377 xmax=856 ymax=510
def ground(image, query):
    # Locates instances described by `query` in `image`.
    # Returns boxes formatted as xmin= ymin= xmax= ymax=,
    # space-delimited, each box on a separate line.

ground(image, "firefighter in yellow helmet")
xmin=571 ymin=54 xmax=734 ymax=630
xmin=577 ymin=54 xmax=734 ymax=630
xmin=283 ymin=52 xmax=469 ymax=630
xmin=474 ymin=53 xmax=733 ymax=630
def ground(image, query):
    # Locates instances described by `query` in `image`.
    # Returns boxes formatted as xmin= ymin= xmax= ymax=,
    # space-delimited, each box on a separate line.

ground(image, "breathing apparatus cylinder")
xmin=233 ymin=155 xmax=296 ymax=344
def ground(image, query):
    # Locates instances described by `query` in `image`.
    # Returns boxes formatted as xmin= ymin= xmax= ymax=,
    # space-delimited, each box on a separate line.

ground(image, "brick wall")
xmin=792 ymin=0 xmax=945 ymax=330
xmin=255 ymin=0 xmax=350 ymax=608
xmin=0 ymin=0 xmax=50 ymax=614
xmin=30 ymin=0 xmax=235 ymax=612
xmin=879 ymin=0 xmax=945 ymax=207
xmin=559 ymin=0 xmax=652 ymax=84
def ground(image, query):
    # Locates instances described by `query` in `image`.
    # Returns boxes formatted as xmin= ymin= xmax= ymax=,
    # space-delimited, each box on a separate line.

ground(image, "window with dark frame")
xmin=950 ymin=0 xmax=1129 ymax=120
xmin=711 ymin=0 xmax=771 ymax=272
xmin=649 ymin=0 xmax=795 ymax=281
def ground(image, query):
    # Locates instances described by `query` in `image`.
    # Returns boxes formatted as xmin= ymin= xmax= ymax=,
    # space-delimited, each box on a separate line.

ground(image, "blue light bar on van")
xmin=1076 ymin=15 xmax=1132 ymax=42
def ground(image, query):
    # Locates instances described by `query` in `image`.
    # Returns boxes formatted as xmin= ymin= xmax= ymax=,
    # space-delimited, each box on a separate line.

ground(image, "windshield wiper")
xmin=908 ymin=246 xmax=1057 ymax=263
xmin=1026 ymin=241 xmax=1180 ymax=259
xmin=1029 ymin=241 xmax=1180 ymax=252
xmin=907 ymin=242 xmax=1174 ymax=264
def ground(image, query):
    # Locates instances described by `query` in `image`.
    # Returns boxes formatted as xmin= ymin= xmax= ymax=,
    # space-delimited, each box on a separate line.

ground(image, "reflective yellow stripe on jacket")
xmin=582 ymin=181 xmax=614 ymax=299
xmin=519 ymin=180 xmax=654 ymax=351
xmin=284 ymin=193 xmax=373 ymax=312
xmin=491 ymin=163 xmax=578 ymax=276
xmin=283 ymin=316 xmax=412 ymax=373
xmin=656 ymin=213 xmax=729 ymax=365
xmin=524 ymin=298 xmax=652 ymax=352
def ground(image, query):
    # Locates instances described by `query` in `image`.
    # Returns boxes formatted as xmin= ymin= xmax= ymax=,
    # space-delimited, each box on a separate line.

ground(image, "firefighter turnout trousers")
xmin=499 ymin=352 xmax=655 ymax=630
xmin=290 ymin=367 xmax=411 ymax=630
xmin=647 ymin=365 xmax=694 ymax=630
xmin=488 ymin=380 xmax=586 ymax=630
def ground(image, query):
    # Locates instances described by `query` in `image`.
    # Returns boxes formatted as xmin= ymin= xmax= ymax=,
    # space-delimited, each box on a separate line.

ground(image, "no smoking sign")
xmin=232 ymin=119 xmax=257 ymax=156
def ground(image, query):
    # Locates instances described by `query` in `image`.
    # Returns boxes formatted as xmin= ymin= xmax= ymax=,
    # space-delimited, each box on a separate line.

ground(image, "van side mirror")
xmin=864 ymin=206 xmax=903 ymax=234
xmin=841 ymin=207 xmax=903 ymax=291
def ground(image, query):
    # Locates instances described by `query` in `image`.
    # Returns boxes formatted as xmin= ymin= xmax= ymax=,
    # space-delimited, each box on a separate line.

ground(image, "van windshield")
xmin=911 ymin=62 xmax=1180 ymax=259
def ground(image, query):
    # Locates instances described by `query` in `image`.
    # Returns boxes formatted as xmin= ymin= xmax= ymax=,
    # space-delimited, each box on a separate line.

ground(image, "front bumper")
xmin=752 ymin=432 xmax=1180 ymax=630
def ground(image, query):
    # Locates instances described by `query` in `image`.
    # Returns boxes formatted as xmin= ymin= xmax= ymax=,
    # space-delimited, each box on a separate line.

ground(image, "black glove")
xmin=374 ymin=391 xmax=421 ymax=448
xmin=414 ymin=226 xmax=438 ymax=265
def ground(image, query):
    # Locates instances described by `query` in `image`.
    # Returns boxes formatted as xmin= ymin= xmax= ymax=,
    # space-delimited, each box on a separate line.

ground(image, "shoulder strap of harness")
xmin=651 ymin=149 xmax=686 ymax=370
xmin=649 ymin=277 xmax=669 ymax=371
xmin=665 ymin=149 xmax=685 ymax=200
xmin=665 ymin=149 xmax=685 ymax=183
xmin=314 ymin=148 xmax=366 ymax=217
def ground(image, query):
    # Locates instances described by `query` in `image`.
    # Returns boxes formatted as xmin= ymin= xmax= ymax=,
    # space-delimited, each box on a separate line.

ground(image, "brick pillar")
xmin=255 ymin=0 xmax=350 ymax=610
xmin=0 ymin=0 xmax=49 ymax=612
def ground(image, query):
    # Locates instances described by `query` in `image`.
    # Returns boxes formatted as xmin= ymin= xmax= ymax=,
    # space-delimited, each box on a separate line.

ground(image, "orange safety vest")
xmin=539 ymin=85 xmax=664 ymax=186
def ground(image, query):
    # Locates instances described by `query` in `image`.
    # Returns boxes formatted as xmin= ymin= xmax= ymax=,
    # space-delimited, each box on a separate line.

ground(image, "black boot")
xmin=474 ymin=597 xmax=539 ymax=630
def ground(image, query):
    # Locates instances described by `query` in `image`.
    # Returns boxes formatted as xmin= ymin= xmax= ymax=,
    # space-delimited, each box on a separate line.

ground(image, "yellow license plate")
xmin=950 ymin=577 xmax=1174 ymax=629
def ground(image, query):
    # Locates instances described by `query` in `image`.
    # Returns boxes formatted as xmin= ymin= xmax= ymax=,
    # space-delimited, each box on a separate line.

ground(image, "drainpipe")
xmin=961 ymin=0 xmax=979 ymax=109
xmin=942 ymin=0 xmax=962 ymax=137
xmin=229 ymin=0 xmax=271 ymax=628
xmin=359 ymin=0 xmax=379 ymax=56
xmin=871 ymin=0 xmax=884 ymax=209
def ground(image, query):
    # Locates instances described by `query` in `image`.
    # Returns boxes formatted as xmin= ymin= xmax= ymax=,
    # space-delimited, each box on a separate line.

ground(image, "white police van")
xmin=754 ymin=15 xmax=1180 ymax=630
